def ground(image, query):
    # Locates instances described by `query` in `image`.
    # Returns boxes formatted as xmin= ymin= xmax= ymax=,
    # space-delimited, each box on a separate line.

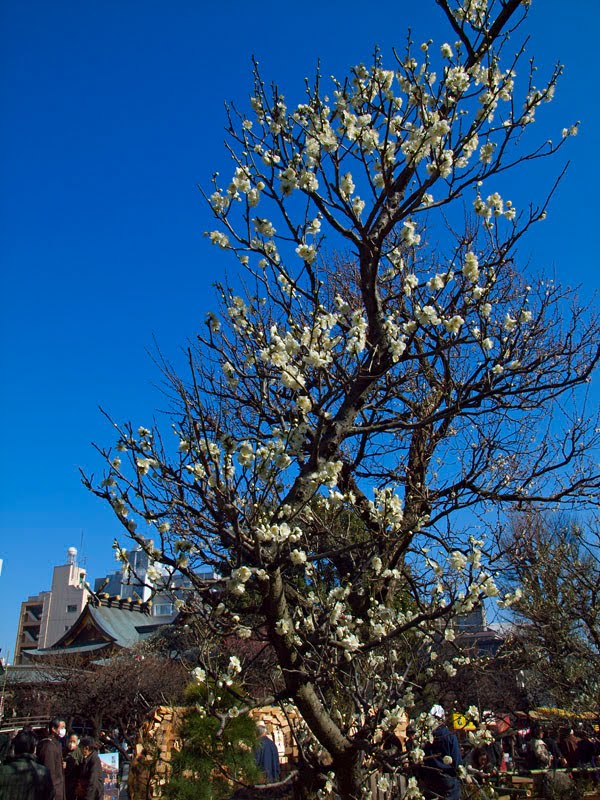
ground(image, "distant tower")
xmin=67 ymin=547 xmax=77 ymax=566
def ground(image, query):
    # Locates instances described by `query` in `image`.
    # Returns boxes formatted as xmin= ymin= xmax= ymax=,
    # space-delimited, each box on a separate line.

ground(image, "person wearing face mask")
xmin=37 ymin=717 xmax=67 ymax=800
xmin=64 ymin=733 xmax=83 ymax=800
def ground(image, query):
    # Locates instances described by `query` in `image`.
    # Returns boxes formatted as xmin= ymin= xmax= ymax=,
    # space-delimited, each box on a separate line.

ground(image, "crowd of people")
xmin=521 ymin=723 xmax=600 ymax=771
xmin=381 ymin=704 xmax=600 ymax=800
xmin=1 ymin=709 xmax=598 ymax=800
xmin=0 ymin=717 xmax=104 ymax=800
xmin=411 ymin=707 xmax=600 ymax=800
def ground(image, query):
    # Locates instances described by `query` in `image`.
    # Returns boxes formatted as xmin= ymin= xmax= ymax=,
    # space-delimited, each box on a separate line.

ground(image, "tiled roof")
xmin=26 ymin=598 xmax=174 ymax=658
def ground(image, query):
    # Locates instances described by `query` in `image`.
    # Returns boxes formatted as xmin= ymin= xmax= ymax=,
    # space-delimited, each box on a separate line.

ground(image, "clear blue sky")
xmin=1 ymin=0 xmax=598 ymax=661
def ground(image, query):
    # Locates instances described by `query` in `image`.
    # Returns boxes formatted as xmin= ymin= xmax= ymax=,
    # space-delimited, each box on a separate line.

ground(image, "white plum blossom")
xmin=228 ymin=655 xmax=242 ymax=674
xmin=427 ymin=273 xmax=448 ymax=292
xmin=296 ymin=395 xmax=312 ymax=413
xmin=449 ymin=551 xmax=468 ymax=571
xmin=296 ymin=243 xmax=317 ymax=264
xmin=210 ymin=191 xmax=228 ymax=214
xmin=247 ymin=187 xmax=261 ymax=207
xmin=290 ymin=549 xmax=308 ymax=565
xmin=237 ymin=441 xmax=255 ymax=467
xmin=520 ymin=309 xmax=533 ymax=323
xmin=405 ymin=777 xmax=424 ymax=800
xmin=352 ymin=197 xmax=365 ymax=217
xmin=136 ymin=457 xmax=156 ymax=475
xmin=208 ymin=230 xmax=230 ymax=248
xmin=415 ymin=305 xmax=441 ymax=326
xmin=463 ymin=252 xmax=480 ymax=283
xmin=446 ymin=67 xmax=470 ymax=96
xmin=346 ymin=310 xmax=368 ymax=354
xmin=191 ymin=667 xmax=206 ymax=684
xmin=486 ymin=192 xmax=504 ymax=216
xmin=403 ymin=274 xmax=419 ymax=296
xmin=145 ymin=564 xmax=162 ymax=583
xmin=443 ymin=315 xmax=464 ymax=335
xmin=340 ymin=172 xmax=355 ymax=200
xmin=306 ymin=217 xmax=321 ymax=235
xmin=401 ymin=220 xmax=421 ymax=247
xmin=275 ymin=619 xmax=292 ymax=636
xmin=253 ymin=218 xmax=276 ymax=237
xmin=480 ymin=142 xmax=496 ymax=164
xmin=498 ymin=587 xmax=523 ymax=608
xmin=230 ymin=166 xmax=252 ymax=193
xmin=232 ymin=566 xmax=252 ymax=583
xmin=298 ymin=170 xmax=319 ymax=192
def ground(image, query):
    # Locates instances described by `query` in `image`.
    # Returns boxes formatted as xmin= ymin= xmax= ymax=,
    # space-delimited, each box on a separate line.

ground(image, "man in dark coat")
xmin=77 ymin=738 xmax=103 ymax=800
xmin=254 ymin=724 xmax=280 ymax=783
xmin=420 ymin=705 xmax=462 ymax=800
xmin=36 ymin=717 xmax=67 ymax=800
xmin=560 ymin=729 xmax=580 ymax=768
xmin=0 ymin=728 xmax=55 ymax=800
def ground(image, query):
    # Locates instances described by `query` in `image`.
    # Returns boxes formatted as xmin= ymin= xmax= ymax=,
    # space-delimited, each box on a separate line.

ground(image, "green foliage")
xmin=166 ymin=681 xmax=262 ymax=800
xmin=504 ymin=512 xmax=600 ymax=709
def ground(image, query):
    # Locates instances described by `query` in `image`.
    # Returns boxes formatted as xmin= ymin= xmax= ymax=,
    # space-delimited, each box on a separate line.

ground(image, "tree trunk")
xmin=333 ymin=751 xmax=364 ymax=800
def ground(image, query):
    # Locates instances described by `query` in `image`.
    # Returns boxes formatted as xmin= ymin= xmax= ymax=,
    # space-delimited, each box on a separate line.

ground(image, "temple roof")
xmin=24 ymin=596 xmax=173 ymax=659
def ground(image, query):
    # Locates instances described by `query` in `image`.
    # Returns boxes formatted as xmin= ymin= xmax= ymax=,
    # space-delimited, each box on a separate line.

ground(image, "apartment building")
xmin=13 ymin=547 xmax=89 ymax=664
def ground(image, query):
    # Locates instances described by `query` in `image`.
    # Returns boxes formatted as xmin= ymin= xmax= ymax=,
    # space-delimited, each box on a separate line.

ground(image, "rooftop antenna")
xmin=79 ymin=529 xmax=87 ymax=569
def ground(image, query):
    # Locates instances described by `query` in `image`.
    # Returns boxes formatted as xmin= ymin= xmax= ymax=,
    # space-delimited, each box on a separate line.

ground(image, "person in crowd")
xmin=64 ymin=733 xmax=83 ymax=800
xmin=479 ymin=716 xmax=503 ymax=772
xmin=526 ymin=724 xmax=552 ymax=770
xmin=0 ymin=728 xmax=55 ymax=800
xmin=37 ymin=717 xmax=67 ymax=800
xmin=545 ymin=728 xmax=567 ymax=768
xmin=484 ymin=739 xmax=504 ymax=772
xmin=465 ymin=747 xmax=497 ymax=779
xmin=254 ymin=723 xmax=280 ymax=783
xmin=560 ymin=729 xmax=580 ymax=768
xmin=420 ymin=705 xmax=462 ymax=800
xmin=576 ymin=730 xmax=596 ymax=768
xmin=403 ymin=725 xmax=417 ymax=755
xmin=76 ymin=738 xmax=103 ymax=800
xmin=0 ymin=732 xmax=11 ymax=765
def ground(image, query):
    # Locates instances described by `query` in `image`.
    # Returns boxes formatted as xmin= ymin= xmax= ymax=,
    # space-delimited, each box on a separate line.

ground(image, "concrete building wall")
xmin=13 ymin=591 xmax=51 ymax=664
xmin=38 ymin=554 xmax=89 ymax=648
xmin=15 ymin=548 xmax=89 ymax=660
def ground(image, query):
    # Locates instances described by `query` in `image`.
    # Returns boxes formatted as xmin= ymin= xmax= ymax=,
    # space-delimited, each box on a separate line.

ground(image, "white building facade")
xmin=14 ymin=548 xmax=89 ymax=663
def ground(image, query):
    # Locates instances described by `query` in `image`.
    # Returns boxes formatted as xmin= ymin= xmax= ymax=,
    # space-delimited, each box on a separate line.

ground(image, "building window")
xmin=67 ymin=604 xmax=78 ymax=613
xmin=153 ymin=603 xmax=173 ymax=616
